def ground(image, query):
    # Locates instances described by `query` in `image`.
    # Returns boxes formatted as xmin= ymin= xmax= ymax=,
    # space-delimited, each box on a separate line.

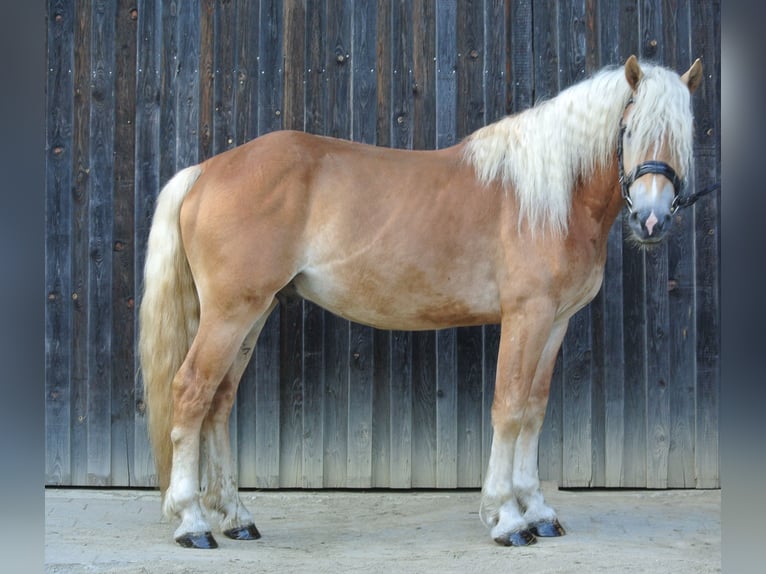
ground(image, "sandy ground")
xmin=45 ymin=485 xmax=720 ymax=574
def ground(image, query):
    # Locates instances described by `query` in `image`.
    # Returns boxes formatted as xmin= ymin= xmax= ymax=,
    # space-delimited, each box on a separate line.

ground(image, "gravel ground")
xmin=45 ymin=485 xmax=720 ymax=573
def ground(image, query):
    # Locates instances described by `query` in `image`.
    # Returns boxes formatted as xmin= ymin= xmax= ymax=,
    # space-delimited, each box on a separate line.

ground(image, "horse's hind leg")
xmin=199 ymin=300 xmax=277 ymax=541
xmin=164 ymin=298 xmax=274 ymax=549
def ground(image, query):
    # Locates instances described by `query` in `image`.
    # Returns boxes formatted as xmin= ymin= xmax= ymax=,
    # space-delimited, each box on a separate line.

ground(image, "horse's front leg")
xmin=513 ymin=319 xmax=569 ymax=538
xmin=481 ymin=302 xmax=558 ymax=546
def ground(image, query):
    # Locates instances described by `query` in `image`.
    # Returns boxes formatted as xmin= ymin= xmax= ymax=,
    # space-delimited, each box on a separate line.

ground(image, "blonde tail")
xmin=138 ymin=165 xmax=202 ymax=496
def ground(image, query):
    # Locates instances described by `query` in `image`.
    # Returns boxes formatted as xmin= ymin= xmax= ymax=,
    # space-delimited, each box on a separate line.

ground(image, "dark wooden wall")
xmin=45 ymin=0 xmax=720 ymax=489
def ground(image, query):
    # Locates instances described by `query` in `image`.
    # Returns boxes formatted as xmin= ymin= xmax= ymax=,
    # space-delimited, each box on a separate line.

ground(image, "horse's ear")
xmin=624 ymin=55 xmax=643 ymax=91
xmin=681 ymin=58 xmax=703 ymax=93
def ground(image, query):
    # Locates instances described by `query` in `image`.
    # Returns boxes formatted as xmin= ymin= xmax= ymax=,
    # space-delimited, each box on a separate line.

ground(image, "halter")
xmin=617 ymin=97 xmax=718 ymax=214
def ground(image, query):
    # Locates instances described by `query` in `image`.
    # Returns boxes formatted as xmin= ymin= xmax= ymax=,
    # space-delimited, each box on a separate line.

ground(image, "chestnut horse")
xmin=139 ymin=56 xmax=703 ymax=548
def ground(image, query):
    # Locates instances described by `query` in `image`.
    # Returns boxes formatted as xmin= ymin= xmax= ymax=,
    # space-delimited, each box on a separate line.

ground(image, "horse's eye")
xmin=626 ymin=130 xmax=632 ymax=139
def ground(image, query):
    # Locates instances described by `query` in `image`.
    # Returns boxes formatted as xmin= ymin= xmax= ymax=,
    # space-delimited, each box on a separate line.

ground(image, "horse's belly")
xmin=291 ymin=267 xmax=501 ymax=331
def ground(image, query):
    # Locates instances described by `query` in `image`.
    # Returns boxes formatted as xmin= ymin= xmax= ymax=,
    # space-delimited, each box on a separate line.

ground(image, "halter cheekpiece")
xmin=617 ymin=97 xmax=718 ymax=214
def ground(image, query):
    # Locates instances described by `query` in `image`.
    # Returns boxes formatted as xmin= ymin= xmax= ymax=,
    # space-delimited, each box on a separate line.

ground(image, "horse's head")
xmin=618 ymin=55 xmax=702 ymax=244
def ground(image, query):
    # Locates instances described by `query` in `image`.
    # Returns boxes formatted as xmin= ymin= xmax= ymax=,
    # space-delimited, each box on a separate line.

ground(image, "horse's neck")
xmin=569 ymin=156 xmax=625 ymax=245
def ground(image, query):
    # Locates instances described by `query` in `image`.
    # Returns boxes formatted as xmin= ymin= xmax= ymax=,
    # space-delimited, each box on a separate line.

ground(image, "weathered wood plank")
xmin=321 ymin=0 xmax=353 ymax=488
xmin=233 ymin=3 xmax=261 ymax=488
xmin=298 ymin=0 xmax=327 ymax=489
xmin=45 ymin=0 xmax=75 ymax=486
xmin=254 ymin=309 xmax=281 ymax=488
xmin=69 ymin=0 xmax=93 ymax=488
xmin=434 ymin=0 xmax=458 ymax=488
xmin=110 ymin=0 xmax=138 ymax=486
xmin=455 ymin=0 xmax=485 ymax=489
xmin=132 ymin=0 xmax=162 ymax=487
xmin=346 ymin=0 xmax=377 ymax=488
xmin=691 ymin=0 xmax=720 ymax=489
xmin=198 ymin=0 xmax=214 ymax=161
xmin=594 ymin=0 xmax=627 ymax=489
xmin=534 ymin=0 xmax=563 ymax=485
xmin=560 ymin=0 xmax=594 ymax=489
xmin=386 ymin=0 xmax=415 ymax=488
xmin=480 ymin=0 xmax=507 ymax=485
xmin=410 ymin=0 xmax=437 ymax=489
xmin=662 ymin=0 xmax=696 ymax=489
xmin=86 ymin=0 xmax=117 ymax=486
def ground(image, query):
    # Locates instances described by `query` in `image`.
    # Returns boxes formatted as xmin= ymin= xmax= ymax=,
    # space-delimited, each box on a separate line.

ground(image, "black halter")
xmin=617 ymin=98 xmax=718 ymax=213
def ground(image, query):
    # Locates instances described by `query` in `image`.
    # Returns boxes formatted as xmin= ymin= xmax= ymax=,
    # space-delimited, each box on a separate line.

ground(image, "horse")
xmin=138 ymin=55 xmax=703 ymax=549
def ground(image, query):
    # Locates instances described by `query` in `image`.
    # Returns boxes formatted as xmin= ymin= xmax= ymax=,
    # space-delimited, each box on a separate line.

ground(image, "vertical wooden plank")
xmin=389 ymin=330 xmax=413 ymax=488
xmin=198 ymin=0 xmax=214 ymax=162
xmin=480 ymin=0 xmax=507 ymax=486
xmin=299 ymin=0 xmax=326 ymax=489
xmin=508 ymin=0 xmax=533 ymax=113
xmin=45 ymin=0 xmax=75 ymax=486
xmin=559 ymin=0 xmax=596 ymax=488
xmin=661 ymin=0 xmax=696 ymax=489
xmin=207 ymin=0 xmax=235 ymax=468
xmin=582 ymin=0 xmax=603 ymax=488
xmin=255 ymin=0 xmax=284 ymax=488
xmin=371 ymin=329 xmax=391 ymax=487
xmin=133 ymin=0 xmax=162 ymax=487
xmin=159 ymin=0 xmax=177 ymax=185
xmin=370 ymin=0 xmax=392 ymax=488
xmin=175 ymin=0 xmax=200 ymax=169
xmin=455 ymin=0 xmax=485 ymax=488
xmin=210 ymin=0 xmax=235 ymax=154
xmin=457 ymin=327 xmax=483 ymax=487
xmin=410 ymin=0 xmax=437 ymax=489
xmin=691 ymin=0 xmax=720 ymax=489
xmin=255 ymin=309 xmax=281 ymax=488
xmin=638 ymin=0 xmax=672 ymax=490
xmin=533 ymin=0 xmax=562 ymax=485
xmin=234 ymin=0 xmax=261 ymax=489
xmin=617 ymin=0 xmax=647 ymax=489
xmin=281 ymin=0 xmax=310 ymax=490
xmin=321 ymin=0 xmax=352 ymax=488
xmin=69 ymin=0 xmax=92 ymax=488
xmin=559 ymin=0 xmax=594 ymax=489
xmin=348 ymin=324 xmax=374 ymax=487
xmin=258 ymin=0 xmax=284 ymax=136
xmin=594 ymin=0 xmax=627 ymax=489
xmin=233 ymin=0 xmax=254 ymax=144
xmin=411 ymin=332 xmax=437 ymax=487
xmin=110 ymin=0 xmax=138 ymax=486
xmin=387 ymin=0 xmax=414 ymax=488
xmin=346 ymin=0 xmax=378 ymax=488
xmin=434 ymin=0 xmax=458 ymax=488
xmin=277 ymin=0 xmax=307 ymax=489
xmin=86 ymin=0 xmax=117 ymax=486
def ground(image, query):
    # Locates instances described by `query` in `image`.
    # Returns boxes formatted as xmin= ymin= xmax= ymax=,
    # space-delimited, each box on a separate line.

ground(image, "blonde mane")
xmin=463 ymin=61 xmax=695 ymax=236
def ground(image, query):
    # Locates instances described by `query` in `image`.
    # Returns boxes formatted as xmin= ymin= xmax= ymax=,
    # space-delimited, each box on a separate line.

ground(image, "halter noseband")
xmin=617 ymin=97 xmax=686 ymax=214
xmin=617 ymin=97 xmax=719 ymax=213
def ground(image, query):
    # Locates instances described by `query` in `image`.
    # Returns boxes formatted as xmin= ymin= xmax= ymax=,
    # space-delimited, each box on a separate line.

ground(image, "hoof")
xmin=529 ymin=519 xmax=566 ymax=538
xmin=493 ymin=529 xmax=537 ymax=547
xmin=175 ymin=531 xmax=218 ymax=549
xmin=223 ymin=523 xmax=261 ymax=540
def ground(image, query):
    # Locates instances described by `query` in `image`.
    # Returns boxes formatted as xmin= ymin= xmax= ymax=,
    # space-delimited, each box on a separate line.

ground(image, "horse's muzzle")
xmin=627 ymin=207 xmax=672 ymax=243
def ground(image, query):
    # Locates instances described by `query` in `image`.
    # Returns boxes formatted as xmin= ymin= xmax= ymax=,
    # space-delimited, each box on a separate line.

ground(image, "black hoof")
xmin=494 ymin=529 xmax=537 ymax=547
xmin=529 ymin=519 xmax=566 ymax=537
xmin=175 ymin=531 xmax=218 ymax=549
xmin=223 ymin=523 xmax=261 ymax=540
